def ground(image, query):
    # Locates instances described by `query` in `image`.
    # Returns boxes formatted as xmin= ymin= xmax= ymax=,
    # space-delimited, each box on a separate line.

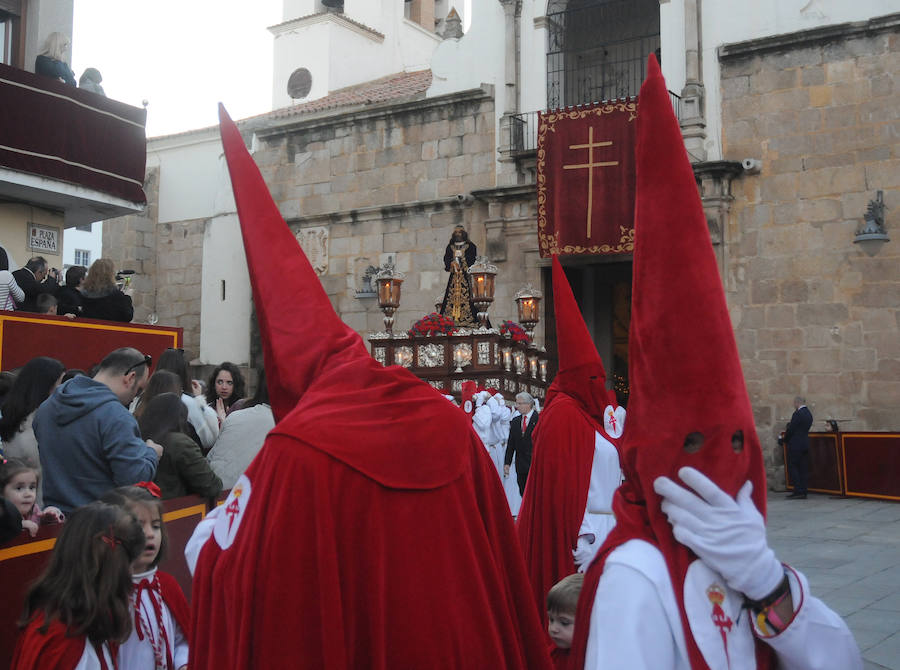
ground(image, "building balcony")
xmin=507 ymin=90 xmax=681 ymax=155
xmin=0 ymin=63 xmax=147 ymax=228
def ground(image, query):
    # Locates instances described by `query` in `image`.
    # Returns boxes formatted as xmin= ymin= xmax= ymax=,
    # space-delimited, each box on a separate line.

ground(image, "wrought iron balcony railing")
xmin=508 ymin=90 xmax=681 ymax=155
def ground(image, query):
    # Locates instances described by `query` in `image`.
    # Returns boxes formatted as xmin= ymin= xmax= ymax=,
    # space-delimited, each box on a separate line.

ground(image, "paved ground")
xmin=766 ymin=493 xmax=900 ymax=669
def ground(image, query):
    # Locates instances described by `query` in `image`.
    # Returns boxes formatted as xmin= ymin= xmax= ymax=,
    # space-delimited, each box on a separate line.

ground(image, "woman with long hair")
xmin=207 ymin=369 xmax=275 ymax=488
xmin=139 ymin=393 xmax=222 ymax=500
xmin=131 ymin=370 xmax=182 ymax=421
xmin=34 ymin=32 xmax=76 ymax=86
xmin=0 ymin=356 xmax=65 ymax=505
xmin=205 ymin=362 xmax=245 ymax=424
xmin=80 ymin=259 xmax=133 ymax=323
xmin=157 ymin=348 xmax=219 ymax=451
xmin=0 ymin=248 xmax=24 ymax=311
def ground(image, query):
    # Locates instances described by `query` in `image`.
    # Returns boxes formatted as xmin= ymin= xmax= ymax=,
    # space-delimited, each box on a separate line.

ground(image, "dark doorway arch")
xmin=546 ymin=0 xmax=660 ymax=109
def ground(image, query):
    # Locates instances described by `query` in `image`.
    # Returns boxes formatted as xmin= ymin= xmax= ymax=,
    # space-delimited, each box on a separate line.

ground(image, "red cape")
xmin=516 ymin=392 xmax=595 ymax=629
xmin=190 ymin=425 xmax=553 ymax=669
xmin=12 ymin=614 xmax=114 ymax=670
xmin=157 ymin=570 xmax=190 ymax=639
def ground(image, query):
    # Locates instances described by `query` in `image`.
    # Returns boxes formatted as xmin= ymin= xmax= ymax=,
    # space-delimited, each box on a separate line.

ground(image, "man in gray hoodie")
xmin=34 ymin=347 xmax=163 ymax=512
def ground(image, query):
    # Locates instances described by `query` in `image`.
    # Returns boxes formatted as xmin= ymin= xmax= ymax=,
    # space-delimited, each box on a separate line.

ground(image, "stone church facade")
xmin=104 ymin=2 xmax=899 ymax=485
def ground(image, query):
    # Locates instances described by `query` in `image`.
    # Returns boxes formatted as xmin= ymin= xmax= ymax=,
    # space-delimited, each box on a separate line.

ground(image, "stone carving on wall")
xmin=294 ymin=226 xmax=329 ymax=275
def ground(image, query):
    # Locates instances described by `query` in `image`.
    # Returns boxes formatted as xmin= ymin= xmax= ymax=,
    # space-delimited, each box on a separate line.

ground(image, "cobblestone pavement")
xmin=766 ymin=493 xmax=900 ymax=670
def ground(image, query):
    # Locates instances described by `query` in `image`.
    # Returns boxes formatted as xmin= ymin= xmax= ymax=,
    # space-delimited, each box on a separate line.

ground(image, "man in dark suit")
xmin=504 ymin=392 xmax=539 ymax=496
xmin=784 ymin=396 xmax=813 ymax=499
xmin=13 ymin=256 xmax=58 ymax=312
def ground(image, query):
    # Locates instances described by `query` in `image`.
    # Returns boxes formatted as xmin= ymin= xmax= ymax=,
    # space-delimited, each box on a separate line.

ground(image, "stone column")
xmin=497 ymin=0 xmax=523 ymax=186
xmin=680 ymin=0 xmax=707 ymax=162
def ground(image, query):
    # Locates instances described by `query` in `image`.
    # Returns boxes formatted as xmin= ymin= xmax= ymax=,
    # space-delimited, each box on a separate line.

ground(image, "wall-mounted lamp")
xmin=854 ymin=191 xmax=889 ymax=256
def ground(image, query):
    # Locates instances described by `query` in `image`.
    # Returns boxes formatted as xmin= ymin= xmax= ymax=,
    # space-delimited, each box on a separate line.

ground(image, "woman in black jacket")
xmin=138 ymin=393 xmax=222 ymax=500
xmin=80 ymin=258 xmax=133 ymax=322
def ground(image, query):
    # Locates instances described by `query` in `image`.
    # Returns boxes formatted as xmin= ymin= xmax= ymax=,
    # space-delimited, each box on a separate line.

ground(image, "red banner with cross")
xmin=537 ymin=100 xmax=637 ymax=257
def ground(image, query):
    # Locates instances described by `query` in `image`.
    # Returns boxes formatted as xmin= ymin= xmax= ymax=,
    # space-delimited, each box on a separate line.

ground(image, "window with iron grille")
xmin=547 ymin=0 xmax=660 ymax=110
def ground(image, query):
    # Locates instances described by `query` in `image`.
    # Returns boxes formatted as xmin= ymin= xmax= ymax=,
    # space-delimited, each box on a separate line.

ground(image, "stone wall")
xmin=719 ymin=17 xmax=900 ymax=471
xmin=103 ymin=167 xmax=206 ymax=360
xmin=243 ymin=86 xmax=546 ymax=340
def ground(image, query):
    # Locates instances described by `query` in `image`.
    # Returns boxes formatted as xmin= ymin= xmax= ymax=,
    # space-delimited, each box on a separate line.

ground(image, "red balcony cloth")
xmin=0 ymin=64 xmax=146 ymax=204
xmin=537 ymin=99 xmax=637 ymax=257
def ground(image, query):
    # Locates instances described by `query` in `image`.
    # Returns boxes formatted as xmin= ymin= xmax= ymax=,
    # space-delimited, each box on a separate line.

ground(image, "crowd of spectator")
xmin=0 ymin=346 xmax=274 ymax=544
xmin=0 ymin=254 xmax=134 ymax=322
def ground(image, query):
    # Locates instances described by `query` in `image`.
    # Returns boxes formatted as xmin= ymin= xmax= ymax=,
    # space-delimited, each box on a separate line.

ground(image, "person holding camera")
xmin=13 ymin=257 xmax=59 ymax=312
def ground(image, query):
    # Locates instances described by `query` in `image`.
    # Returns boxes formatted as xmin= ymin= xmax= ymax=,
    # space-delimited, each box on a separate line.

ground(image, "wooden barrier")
xmin=784 ymin=431 xmax=900 ymax=502
xmin=0 ymin=312 xmax=181 ymax=372
xmin=841 ymin=433 xmax=900 ymax=501
xmin=0 ymin=495 xmax=211 ymax=670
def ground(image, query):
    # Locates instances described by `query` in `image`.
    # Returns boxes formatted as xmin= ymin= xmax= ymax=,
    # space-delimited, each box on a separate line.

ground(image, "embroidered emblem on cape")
xmin=603 ymin=405 xmax=625 ymax=438
xmin=685 ymin=560 xmax=756 ymax=670
xmin=214 ymin=474 xmax=251 ymax=550
xmin=707 ymin=583 xmax=734 ymax=669
xmin=463 ymin=400 xmax=473 ymax=414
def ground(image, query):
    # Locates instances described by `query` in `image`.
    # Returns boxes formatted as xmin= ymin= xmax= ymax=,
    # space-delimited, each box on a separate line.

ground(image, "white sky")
xmin=72 ymin=0 xmax=282 ymax=138
xmin=73 ymin=1 xmax=470 ymax=138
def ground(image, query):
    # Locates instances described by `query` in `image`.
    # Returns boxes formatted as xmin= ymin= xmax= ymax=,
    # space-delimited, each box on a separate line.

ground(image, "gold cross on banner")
xmin=562 ymin=126 xmax=619 ymax=238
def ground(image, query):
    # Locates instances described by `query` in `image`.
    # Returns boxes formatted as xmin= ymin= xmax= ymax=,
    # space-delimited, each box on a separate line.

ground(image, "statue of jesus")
xmin=439 ymin=225 xmax=479 ymax=328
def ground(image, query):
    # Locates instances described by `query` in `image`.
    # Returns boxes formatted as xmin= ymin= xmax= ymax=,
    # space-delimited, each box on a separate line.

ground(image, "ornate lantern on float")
xmin=374 ymin=265 xmax=405 ymax=333
xmin=514 ymin=284 xmax=543 ymax=342
xmin=468 ymin=256 xmax=498 ymax=328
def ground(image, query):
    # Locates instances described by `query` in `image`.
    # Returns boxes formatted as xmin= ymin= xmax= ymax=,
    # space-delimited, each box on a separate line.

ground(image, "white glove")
xmin=572 ymin=533 xmax=599 ymax=573
xmin=654 ymin=467 xmax=783 ymax=601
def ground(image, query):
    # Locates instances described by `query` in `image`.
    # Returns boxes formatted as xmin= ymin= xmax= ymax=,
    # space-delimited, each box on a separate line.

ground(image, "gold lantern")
xmin=468 ymin=256 xmax=498 ymax=328
xmin=514 ymin=284 xmax=543 ymax=342
xmin=374 ymin=265 xmax=405 ymax=333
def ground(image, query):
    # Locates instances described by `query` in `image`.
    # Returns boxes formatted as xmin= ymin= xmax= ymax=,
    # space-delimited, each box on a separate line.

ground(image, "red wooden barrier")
xmin=0 ymin=312 xmax=181 ymax=372
xmin=0 ymin=495 xmax=212 ymax=670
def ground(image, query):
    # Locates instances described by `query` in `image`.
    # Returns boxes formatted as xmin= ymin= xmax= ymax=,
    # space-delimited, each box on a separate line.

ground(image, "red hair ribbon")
xmin=101 ymin=527 xmax=122 ymax=549
xmin=135 ymin=481 xmax=162 ymax=499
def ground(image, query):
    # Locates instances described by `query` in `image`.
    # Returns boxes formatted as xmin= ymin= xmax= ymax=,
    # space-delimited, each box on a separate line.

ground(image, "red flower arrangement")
xmin=499 ymin=320 xmax=530 ymax=344
xmin=409 ymin=312 xmax=458 ymax=337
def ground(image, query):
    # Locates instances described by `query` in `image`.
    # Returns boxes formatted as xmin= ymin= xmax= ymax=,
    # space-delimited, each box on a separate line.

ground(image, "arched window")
xmin=546 ymin=0 xmax=660 ymax=109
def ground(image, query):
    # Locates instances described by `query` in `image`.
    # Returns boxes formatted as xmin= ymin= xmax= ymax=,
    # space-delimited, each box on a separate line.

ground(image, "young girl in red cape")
xmin=101 ymin=485 xmax=191 ymax=670
xmin=13 ymin=502 xmax=145 ymax=670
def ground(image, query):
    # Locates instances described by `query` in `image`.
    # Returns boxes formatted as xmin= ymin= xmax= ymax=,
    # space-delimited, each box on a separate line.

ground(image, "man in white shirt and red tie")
xmin=505 ymin=392 xmax=538 ymax=496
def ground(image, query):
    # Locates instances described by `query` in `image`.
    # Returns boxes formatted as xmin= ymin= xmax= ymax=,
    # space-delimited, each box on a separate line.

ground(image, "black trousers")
xmin=787 ymin=446 xmax=809 ymax=494
xmin=516 ymin=461 xmax=530 ymax=496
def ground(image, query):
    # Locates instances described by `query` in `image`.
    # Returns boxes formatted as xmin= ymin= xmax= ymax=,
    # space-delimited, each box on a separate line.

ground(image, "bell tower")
xmin=271 ymin=0 xmax=448 ymax=110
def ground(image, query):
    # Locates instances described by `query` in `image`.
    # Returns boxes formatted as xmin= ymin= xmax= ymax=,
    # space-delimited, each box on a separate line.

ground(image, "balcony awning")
xmin=0 ymin=63 xmax=147 ymax=205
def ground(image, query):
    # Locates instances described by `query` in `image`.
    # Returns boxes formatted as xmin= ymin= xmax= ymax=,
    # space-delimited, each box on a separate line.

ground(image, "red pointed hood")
xmin=545 ymin=255 xmax=615 ymax=425
xmin=570 ymin=55 xmax=771 ymax=670
xmin=621 ymin=54 xmax=766 ymax=511
xmin=217 ymin=105 xmax=470 ymax=489
xmin=218 ymin=104 xmax=364 ymax=424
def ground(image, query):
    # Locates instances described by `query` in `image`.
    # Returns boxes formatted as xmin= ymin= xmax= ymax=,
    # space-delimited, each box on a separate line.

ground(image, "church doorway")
xmin=543 ymin=258 xmax=632 ymax=406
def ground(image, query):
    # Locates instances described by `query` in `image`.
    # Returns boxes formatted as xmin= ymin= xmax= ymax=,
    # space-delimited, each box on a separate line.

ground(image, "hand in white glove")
xmin=572 ymin=533 xmax=599 ymax=573
xmin=653 ymin=467 xmax=783 ymax=601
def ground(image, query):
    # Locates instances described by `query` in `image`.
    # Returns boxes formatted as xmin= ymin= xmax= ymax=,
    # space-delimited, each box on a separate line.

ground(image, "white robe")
xmin=585 ymin=539 xmax=862 ymax=670
xmin=575 ymin=431 xmax=623 ymax=567
xmin=474 ymin=398 xmax=521 ymax=515
xmin=119 ymin=568 xmax=189 ymax=670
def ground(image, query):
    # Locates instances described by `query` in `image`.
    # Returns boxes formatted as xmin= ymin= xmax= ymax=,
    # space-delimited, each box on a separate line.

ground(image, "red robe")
xmin=13 ymin=614 xmax=115 ymax=670
xmin=516 ymin=392 xmax=595 ymax=628
xmin=189 ymin=406 xmax=553 ymax=669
